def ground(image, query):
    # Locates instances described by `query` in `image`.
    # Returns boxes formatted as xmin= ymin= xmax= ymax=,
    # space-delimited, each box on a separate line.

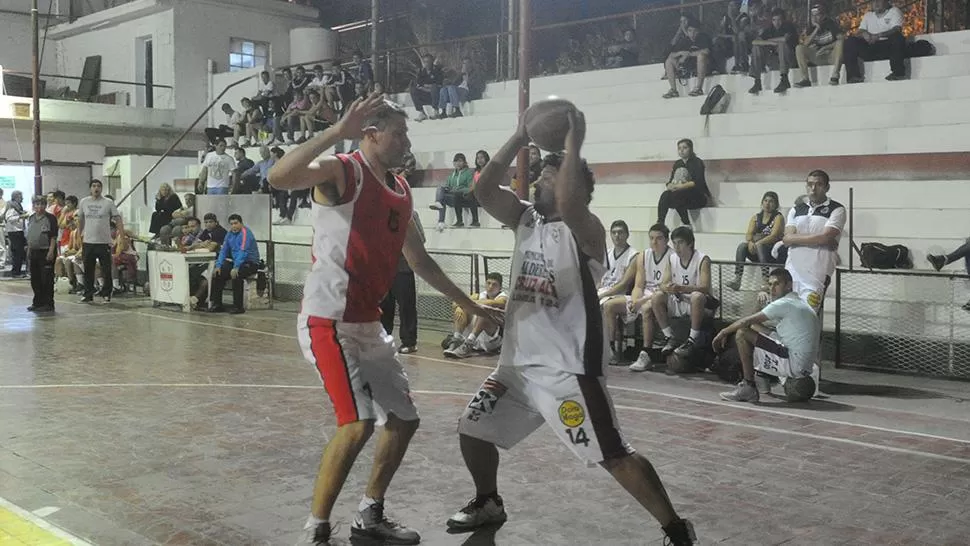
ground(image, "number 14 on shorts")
xmin=559 ymin=400 xmax=590 ymax=446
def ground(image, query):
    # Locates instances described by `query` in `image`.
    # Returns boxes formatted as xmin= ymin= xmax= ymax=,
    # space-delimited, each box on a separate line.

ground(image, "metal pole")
xmin=834 ymin=269 xmax=841 ymax=368
xmin=370 ymin=0 xmax=379 ymax=76
xmin=514 ymin=0 xmax=531 ymax=200
xmin=507 ymin=0 xmax=516 ymax=80
xmin=31 ymin=0 xmax=42 ymax=196
xmin=848 ymin=187 xmax=854 ymax=270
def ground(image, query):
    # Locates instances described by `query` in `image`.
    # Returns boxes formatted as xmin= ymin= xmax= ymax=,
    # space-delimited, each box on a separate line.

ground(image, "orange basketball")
xmin=523 ymin=97 xmax=576 ymax=152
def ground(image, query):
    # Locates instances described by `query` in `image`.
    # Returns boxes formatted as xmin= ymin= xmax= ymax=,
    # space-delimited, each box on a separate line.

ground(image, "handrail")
xmin=1 ymin=69 xmax=174 ymax=89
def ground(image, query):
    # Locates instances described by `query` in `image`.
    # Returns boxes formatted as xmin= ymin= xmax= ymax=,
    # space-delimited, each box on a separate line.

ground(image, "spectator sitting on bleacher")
xmin=442 ymin=272 xmax=509 ymax=358
xmin=605 ymin=28 xmax=639 ymax=68
xmin=301 ymin=89 xmax=338 ymax=139
xmin=662 ymin=18 xmax=712 ymax=98
xmin=794 ymin=3 xmax=845 ymax=87
xmin=509 ymin=144 xmax=543 ymax=199
xmin=251 ymin=70 xmax=276 ymax=117
xmin=557 ymin=38 xmax=592 ymax=74
xmin=178 ymin=218 xmax=202 ymax=249
xmin=236 ymin=145 xmax=275 ymax=194
xmin=748 ymin=8 xmax=799 ymax=94
xmin=726 ymin=191 xmax=784 ymax=291
xmin=231 ymin=148 xmax=255 ymax=193
xmin=208 ymin=214 xmax=260 ymax=314
xmin=351 ymin=50 xmax=374 ymax=91
xmin=843 ymin=0 xmax=906 ymax=83
xmin=198 ymin=139 xmax=236 ymax=195
xmin=276 ymin=89 xmax=310 ymax=144
xmin=410 ymin=53 xmax=445 ymax=121
xmin=238 ymin=98 xmax=264 ymax=147
xmin=111 ymin=226 xmax=137 ymax=292
xmin=647 ymin=226 xmax=714 ymax=362
xmin=657 ymin=138 xmax=711 ymax=227
xmin=189 ymin=213 xmax=227 ymax=311
xmin=439 ymin=57 xmax=482 ymax=118
xmin=597 ymin=220 xmax=639 ymax=301
xmin=149 ymin=183 xmax=182 ymax=236
xmin=291 ymin=66 xmax=310 ymax=95
xmin=276 ymin=67 xmax=293 ymax=115
xmin=732 ymin=0 xmax=769 ymax=73
xmin=779 ymin=169 xmax=845 ymax=313
xmin=715 ymin=267 xmax=820 ymax=403
xmin=625 ymin=224 xmax=673 ymax=370
xmin=206 ymin=103 xmax=242 ymax=147
xmin=713 ymin=1 xmax=742 ymax=73
xmin=57 ymin=195 xmax=78 ymax=251
xmin=473 ymin=150 xmax=490 ymax=184
xmin=430 ymin=153 xmax=478 ymax=231
xmin=54 ymin=215 xmax=82 ymax=293
xmin=927 ymin=245 xmax=970 ymax=310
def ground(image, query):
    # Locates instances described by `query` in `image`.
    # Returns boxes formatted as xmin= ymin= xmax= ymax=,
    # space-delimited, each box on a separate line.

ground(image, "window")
xmin=229 ymin=38 xmax=269 ymax=72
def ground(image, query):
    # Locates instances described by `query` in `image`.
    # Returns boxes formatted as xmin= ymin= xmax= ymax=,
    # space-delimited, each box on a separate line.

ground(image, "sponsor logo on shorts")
xmin=468 ymin=389 xmax=499 ymax=415
xmin=558 ymin=400 xmax=585 ymax=428
xmin=806 ymin=291 xmax=821 ymax=310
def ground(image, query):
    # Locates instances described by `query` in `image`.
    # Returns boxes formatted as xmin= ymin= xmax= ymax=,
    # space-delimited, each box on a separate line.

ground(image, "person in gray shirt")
xmin=26 ymin=195 xmax=59 ymax=312
xmin=77 ymin=179 xmax=122 ymax=303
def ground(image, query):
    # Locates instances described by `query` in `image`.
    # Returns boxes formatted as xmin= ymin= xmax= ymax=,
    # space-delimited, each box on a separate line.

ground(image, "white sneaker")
xmin=415 ymin=112 xmax=428 ymax=122
xmin=274 ymin=217 xmax=291 ymax=225
xmin=446 ymin=495 xmax=507 ymax=531
xmin=720 ymin=381 xmax=760 ymax=402
xmin=351 ymin=502 xmax=420 ymax=545
xmin=628 ymin=350 xmax=653 ymax=372
xmin=436 ymin=222 xmax=446 ymax=233
xmin=429 ymin=201 xmax=443 ymax=211
xmin=444 ymin=341 xmax=473 ymax=359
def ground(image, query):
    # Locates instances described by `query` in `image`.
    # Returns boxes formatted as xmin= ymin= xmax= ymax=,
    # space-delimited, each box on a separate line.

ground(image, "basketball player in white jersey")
xmin=598 ymin=219 xmax=638 ymax=300
xmin=625 ymin=223 xmax=674 ymax=371
xmin=445 ymin=111 xmax=696 ymax=545
xmin=646 ymin=225 xmax=714 ymax=362
xmin=269 ymin=94 xmax=502 ymax=545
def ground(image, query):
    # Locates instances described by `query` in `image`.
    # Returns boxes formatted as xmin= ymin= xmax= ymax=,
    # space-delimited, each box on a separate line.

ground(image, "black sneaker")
xmin=297 ymin=521 xmax=331 ymax=545
xmin=673 ymin=338 xmax=698 ymax=358
xmin=928 ymin=254 xmax=946 ymax=271
xmin=228 ymin=307 xmax=245 ymax=315
xmin=660 ymin=337 xmax=677 ymax=358
xmin=793 ymin=79 xmax=812 ymax=88
xmin=663 ymin=518 xmax=697 ymax=546
xmin=885 ymin=73 xmax=906 ymax=81
xmin=447 ymin=494 xmax=507 ymax=530
xmin=452 ymin=221 xmax=465 ymax=228
xmin=773 ymin=77 xmax=791 ymax=93
xmin=351 ymin=502 xmax=420 ymax=545
xmin=208 ymin=306 xmax=226 ymax=313
xmin=79 ymin=296 xmax=94 ymax=303
xmin=469 ymin=221 xmax=481 ymax=227
xmin=748 ymin=80 xmax=762 ymax=94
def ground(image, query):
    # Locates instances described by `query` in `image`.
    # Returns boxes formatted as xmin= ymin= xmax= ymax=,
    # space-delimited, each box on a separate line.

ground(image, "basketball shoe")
xmin=446 ymin=494 xmax=508 ymax=530
xmin=351 ymin=501 xmax=420 ymax=545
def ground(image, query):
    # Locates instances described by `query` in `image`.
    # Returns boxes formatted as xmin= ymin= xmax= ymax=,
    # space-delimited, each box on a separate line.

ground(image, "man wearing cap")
xmin=429 ymin=152 xmax=478 ymax=231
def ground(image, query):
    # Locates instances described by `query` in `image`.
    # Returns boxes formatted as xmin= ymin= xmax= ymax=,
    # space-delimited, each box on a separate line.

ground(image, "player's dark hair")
xmin=769 ymin=268 xmax=793 ymax=285
xmin=676 ymin=138 xmax=694 ymax=153
xmin=228 ymin=214 xmax=243 ymax=223
xmin=475 ymin=150 xmax=490 ymax=172
xmin=453 ymin=153 xmax=467 ymax=163
xmin=610 ymin=220 xmax=630 ymax=234
xmin=486 ymin=272 xmax=503 ymax=285
xmin=203 ymin=213 xmax=218 ymax=222
xmin=770 ymin=7 xmax=786 ymax=17
xmin=648 ymin=223 xmax=670 ymax=239
xmin=807 ymin=169 xmax=830 ymax=187
xmin=541 ymin=152 xmax=596 ymax=204
xmin=186 ymin=216 xmax=201 ymax=225
xmin=53 ymin=190 xmax=66 ymax=201
xmin=762 ymin=191 xmax=780 ymax=207
xmin=270 ymin=146 xmax=284 ymax=158
xmin=89 ymin=179 xmax=103 ymax=188
xmin=66 ymin=195 xmax=78 ymax=206
xmin=671 ymin=225 xmax=695 ymax=247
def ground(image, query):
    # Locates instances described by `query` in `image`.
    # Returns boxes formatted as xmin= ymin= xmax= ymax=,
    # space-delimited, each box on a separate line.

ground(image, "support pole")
xmin=32 ymin=0 xmax=43 ymax=196
xmin=514 ymin=0 xmax=531 ymax=200
xmin=507 ymin=0 xmax=516 ymax=80
xmin=370 ymin=0 xmax=379 ymax=77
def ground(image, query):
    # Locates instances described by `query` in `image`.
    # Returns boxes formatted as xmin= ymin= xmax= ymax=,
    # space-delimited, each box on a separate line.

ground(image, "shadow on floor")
xmin=447 ymin=521 xmax=506 ymax=546
xmin=819 ymin=379 xmax=963 ymax=401
xmin=763 ymin=395 xmax=856 ymax=412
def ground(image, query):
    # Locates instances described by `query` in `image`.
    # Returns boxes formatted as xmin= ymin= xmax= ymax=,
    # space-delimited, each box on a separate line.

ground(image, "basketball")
xmin=524 ymin=97 xmax=577 ymax=152
xmin=783 ymin=376 xmax=816 ymax=402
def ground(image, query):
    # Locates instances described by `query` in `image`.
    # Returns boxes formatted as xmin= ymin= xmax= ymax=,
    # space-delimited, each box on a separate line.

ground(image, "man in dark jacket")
xmin=26 ymin=195 xmax=59 ymax=312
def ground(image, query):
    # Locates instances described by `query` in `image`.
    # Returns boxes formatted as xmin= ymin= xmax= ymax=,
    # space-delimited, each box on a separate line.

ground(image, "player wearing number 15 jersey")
xmin=445 ymin=110 xmax=696 ymax=546
xmin=268 ymin=95 xmax=500 ymax=546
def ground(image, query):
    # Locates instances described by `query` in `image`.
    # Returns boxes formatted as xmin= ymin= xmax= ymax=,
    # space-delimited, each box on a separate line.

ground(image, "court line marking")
xmin=0 ymin=496 xmax=93 ymax=546
xmin=11 ymin=309 xmax=970 ymax=445
xmin=0 ymin=311 xmax=131 ymax=324
xmin=0 ymin=384 xmax=966 ymax=463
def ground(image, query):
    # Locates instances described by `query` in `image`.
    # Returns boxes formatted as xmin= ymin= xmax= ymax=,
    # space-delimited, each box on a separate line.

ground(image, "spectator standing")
xmin=3 ymin=190 xmax=28 ymax=278
xmin=381 ymin=209 xmax=424 ymax=354
xmin=77 ymin=179 xmax=122 ymax=303
xmin=794 ymin=4 xmax=845 ymax=87
xmin=429 ymin=153 xmax=478 ymax=230
xmin=351 ymin=50 xmax=374 ymax=90
xmin=58 ymin=195 xmax=78 ymax=252
xmin=657 ymin=139 xmax=711 ymax=227
xmin=438 ymin=58 xmax=483 ymax=118
xmin=198 ymin=140 xmax=236 ymax=195
xmin=727 ymin=191 xmax=784 ymax=290
xmin=209 ymin=214 xmax=261 ymax=314
xmin=748 ymin=8 xmax=799 ymax=94
xmin=149 ymin=183 xmax=182 ymax=235
xmin=928 ymin=243 xmax=970 ymax=310
xmin=663 ymin=19 xmax=712 ymax=98
xmin=46 ymin=191 xmax=65 ymax=217
xmin=410 ymin=53 xmax=444 ymax=121
xmin=26 ymin=196 xmax=58 ymax=312
xmin=605 ymin=28 xmax=640 ymax=68
xmin=843 ymin=0 xmax=906 ymax=82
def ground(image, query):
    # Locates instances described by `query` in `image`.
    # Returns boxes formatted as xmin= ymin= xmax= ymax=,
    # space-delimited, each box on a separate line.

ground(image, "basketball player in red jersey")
xmin=269 ymin=93 xmax=502 ymax=545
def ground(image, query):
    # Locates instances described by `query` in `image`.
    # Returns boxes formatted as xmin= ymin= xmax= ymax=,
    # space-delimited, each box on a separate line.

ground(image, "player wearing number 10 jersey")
xmin=269 ymin=94 xmax=500 ymax=546
xmin=445 ymin=110 xmax=696 ymax=545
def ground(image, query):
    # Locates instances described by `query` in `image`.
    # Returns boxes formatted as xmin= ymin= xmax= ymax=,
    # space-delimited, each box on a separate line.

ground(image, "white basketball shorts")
xmin=753 ymin=332 xmax=812 ymax=378
xmin=298 ymin=315 xmax=418 ymax=427
xmin=458 ymin=364 xmax=635 ymax=467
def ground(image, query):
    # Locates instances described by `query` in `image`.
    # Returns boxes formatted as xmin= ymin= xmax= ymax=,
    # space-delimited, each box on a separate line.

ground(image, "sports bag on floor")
xmin=860 ymin=242 xmax=911 ymax=269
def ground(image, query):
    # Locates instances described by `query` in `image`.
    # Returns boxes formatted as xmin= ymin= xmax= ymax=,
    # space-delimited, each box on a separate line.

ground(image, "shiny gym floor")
xmin=1 ymin=282 xmax=970 ymax=546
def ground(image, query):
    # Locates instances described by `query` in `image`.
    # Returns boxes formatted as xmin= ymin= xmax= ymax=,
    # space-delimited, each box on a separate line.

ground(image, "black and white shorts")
xmin=753 ymin=333 xmax=812 ymax=378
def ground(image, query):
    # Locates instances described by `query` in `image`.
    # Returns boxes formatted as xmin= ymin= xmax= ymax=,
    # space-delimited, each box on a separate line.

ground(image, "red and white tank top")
xmin=301 ymin=149 xmax=413 ymax=322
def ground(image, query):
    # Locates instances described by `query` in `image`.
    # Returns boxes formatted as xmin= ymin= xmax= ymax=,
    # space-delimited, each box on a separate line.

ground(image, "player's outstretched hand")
xmin=565 ymin=109 xmax=586 ymax=153
xmin=464 ymin=302 xmax=505 ymax=326
xmin=335 ymin=92 xmax=387 ymax=140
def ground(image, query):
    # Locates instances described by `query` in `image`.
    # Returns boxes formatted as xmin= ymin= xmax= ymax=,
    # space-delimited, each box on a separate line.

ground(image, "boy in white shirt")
xmin=842 ymin=0 xmax=906 ymax=82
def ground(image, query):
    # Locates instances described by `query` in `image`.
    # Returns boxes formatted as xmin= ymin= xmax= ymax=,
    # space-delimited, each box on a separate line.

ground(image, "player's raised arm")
xmin=557 ymin=110 xmax=606 ymax=262
xmin=268 ymin=93 xmax=386 ymax=196
xmin=473 ymin=122 xmax=530 ymax=228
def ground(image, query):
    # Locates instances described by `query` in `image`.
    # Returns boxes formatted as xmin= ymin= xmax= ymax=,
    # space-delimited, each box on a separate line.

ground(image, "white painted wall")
xmin=52 ymin=9 xmax=175 ymax=109
xmin=0 ymin=0 xmax=58 ymax=74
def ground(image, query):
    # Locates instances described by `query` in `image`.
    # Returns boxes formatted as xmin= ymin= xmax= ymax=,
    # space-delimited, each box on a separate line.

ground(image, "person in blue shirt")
xmin=236 ymin=145 xmax=276 ymax=194
xmin=209 ymin=213 xmax=260 ymax=314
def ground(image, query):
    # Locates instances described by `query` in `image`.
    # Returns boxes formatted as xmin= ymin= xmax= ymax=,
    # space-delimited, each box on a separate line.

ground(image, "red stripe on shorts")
xmin=307 ymin=316 xmax=359 ymax=425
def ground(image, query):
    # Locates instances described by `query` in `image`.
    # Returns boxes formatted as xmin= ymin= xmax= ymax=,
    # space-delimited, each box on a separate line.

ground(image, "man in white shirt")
xmin=781 ymin=169 xmax=845 ymax=313
xmin=251 ymin=70 xmax=276 ymax=118
xmin=713 ymin=268 xmax=820 ymax=403
xmin=77 ymin=180 xmax=122 ymax=303
xmin=198 ymin=139 xmax=237 ymax=195
xmin=843 ymin=0 xmax=906 ymax=82
xmin=3 ymin=190 xmax=28 ymax=277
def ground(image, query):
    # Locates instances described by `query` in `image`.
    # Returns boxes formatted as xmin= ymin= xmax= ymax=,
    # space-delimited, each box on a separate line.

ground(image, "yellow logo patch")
xmin=806 ymin=291 xmax=821 ymax=310
xmin=558 ymin=400 xmax=586 ymax=428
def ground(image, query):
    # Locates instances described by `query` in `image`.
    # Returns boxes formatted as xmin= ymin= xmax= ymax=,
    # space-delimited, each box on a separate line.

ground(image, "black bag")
xmin=700 ymin=84 xmax=727 ymax=116
xmin=907 ymin=39 xmax=935 ymax=58
xmin=860 ymin=242 xmax=911 ymax=269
